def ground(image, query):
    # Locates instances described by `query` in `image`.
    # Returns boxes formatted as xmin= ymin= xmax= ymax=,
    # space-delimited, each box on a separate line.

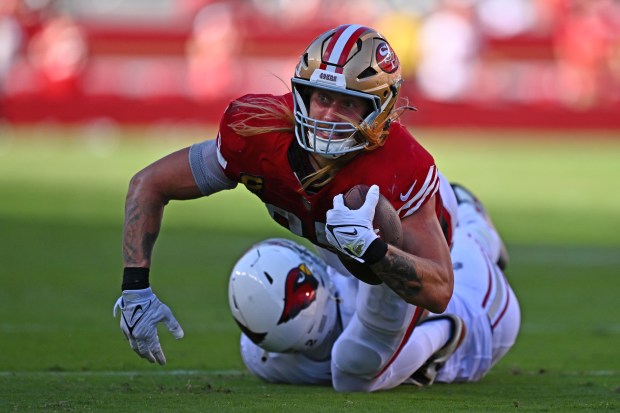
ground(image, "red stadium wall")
xmin=2 ymin=2 xmax=619 ymax=130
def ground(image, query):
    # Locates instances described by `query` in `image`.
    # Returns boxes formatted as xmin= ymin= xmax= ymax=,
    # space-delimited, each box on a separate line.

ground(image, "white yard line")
xmin=0 ymin=369 xmax=616 ymax=378
xmin=0 ymin=369 xmax=245 ymax=377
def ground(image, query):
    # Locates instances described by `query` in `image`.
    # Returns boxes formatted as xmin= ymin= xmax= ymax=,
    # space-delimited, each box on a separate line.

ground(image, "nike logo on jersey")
xmin=400 ymin=180 xmax=418 ymax=202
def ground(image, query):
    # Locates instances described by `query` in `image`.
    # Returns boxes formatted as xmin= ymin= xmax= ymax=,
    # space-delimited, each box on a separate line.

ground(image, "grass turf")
xmin=0 ymin=125 xmax=618 ymax=412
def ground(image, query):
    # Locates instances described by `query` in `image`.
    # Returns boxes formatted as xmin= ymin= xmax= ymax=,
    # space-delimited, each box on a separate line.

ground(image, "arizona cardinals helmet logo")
xmin=277 ymin=264 xmax=318 ymax=324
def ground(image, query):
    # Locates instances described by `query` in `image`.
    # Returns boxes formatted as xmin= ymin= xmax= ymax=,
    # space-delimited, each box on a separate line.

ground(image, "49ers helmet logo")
xmin=376 ymin=42 xmax=399 ymax=73
xmin=277 ymin=263 xmax=318 ymax=324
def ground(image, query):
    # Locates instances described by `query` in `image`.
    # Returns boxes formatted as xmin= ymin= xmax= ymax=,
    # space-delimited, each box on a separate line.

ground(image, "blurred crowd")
xmin=1 ymin=0 xmax=620 ymax=124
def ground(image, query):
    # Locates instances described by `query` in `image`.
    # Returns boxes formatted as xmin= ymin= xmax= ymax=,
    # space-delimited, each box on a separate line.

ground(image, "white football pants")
xmin=239 ymin=203 xmax=520 ymax=391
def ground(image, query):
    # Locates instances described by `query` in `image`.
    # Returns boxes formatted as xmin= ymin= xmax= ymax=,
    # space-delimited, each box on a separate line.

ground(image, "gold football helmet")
xmin=292 ymin=24 xmax=403 ymax=157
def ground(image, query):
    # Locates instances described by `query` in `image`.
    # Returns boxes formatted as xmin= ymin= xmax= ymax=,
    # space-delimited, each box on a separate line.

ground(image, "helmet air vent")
xmin=357 ymin=67 xmax=377 ymax=79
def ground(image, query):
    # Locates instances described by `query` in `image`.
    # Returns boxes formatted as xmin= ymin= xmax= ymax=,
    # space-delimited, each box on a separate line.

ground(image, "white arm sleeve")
xmin=188 ymin=140 xmax=237 ymax=196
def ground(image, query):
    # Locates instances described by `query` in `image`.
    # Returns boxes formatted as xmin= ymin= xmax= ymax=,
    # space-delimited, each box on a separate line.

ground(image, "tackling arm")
xmin=368 ymin=195 xmax=454 ymax=313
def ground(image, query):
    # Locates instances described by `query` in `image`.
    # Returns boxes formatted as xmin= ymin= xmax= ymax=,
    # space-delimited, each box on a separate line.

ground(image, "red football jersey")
xmin=216 ymin=93 xmax=445 ymax=249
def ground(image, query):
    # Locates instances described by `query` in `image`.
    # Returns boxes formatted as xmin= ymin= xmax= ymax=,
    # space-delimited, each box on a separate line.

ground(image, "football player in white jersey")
xmin=229 ymin=185 xmax=520 ymax=391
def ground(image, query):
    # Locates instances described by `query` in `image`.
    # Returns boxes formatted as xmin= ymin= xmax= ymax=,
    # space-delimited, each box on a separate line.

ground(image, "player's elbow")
xmin=127 ymin=170 xmax=148 ymax=200
xmin=428 ymin=290 xmax=451 ymax=313
xmin=127 ymin=171 xmax=144 ymax=195
xmin=428 ymin=271 xmax=454 ymax=313
xmin=400 ymin=282 xmax=452 ymax=313
xmin=126 ymin=168 xmax=169 ymax=206
xmin=413 ymin=265 xmax=453 ymax=313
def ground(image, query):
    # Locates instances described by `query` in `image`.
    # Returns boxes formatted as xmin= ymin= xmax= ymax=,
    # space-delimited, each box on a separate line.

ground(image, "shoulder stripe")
xmin=403 ymin=165 xmax=436 ymax=207
xmin=398 ymin=166 xmax=439 ymax=218
xmin=215 ymin=132 xmax=227 ymax=169
xmin=402 ymin=177 xmax=439 ymax=219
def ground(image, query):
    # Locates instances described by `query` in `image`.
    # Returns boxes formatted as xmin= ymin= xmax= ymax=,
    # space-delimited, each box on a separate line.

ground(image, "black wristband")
xmin=122 ymin=267 xmax=150 ymax=291
xmin=361 ymin=238 xmax=388 ymax=265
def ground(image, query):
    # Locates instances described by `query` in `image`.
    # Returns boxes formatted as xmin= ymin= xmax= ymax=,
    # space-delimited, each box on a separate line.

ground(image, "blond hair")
xmin=228 ymin=95 xmax=412 ymax=190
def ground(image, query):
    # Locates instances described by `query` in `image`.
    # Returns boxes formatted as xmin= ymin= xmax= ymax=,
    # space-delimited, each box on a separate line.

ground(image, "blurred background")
xmin=2 ymin=0 xmax=620 ymax=129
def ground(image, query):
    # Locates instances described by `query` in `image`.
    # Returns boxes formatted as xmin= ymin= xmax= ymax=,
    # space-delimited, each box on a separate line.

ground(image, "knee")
xmin=332 ymin=338 xmax=382 ymax=378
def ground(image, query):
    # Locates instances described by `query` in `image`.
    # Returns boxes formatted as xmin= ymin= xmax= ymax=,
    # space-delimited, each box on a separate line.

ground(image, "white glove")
xmin=326 ymin=184 xmax=380 ymax=262
xmin=113 ymin=287 xmax=184 ymax=365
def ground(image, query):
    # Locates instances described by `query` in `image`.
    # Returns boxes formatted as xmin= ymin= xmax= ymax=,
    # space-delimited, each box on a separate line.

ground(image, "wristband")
xmin=361 ymin=238 xmax=388 ymax=265
xmin=122 ymin=267 xmax=150 ymax=291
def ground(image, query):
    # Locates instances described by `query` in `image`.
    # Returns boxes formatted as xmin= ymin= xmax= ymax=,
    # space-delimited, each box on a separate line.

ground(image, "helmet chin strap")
xmin=319 ymin=153 xmax=344 ymax=160
xmin=306 ymin=130 xmax=358 ymax=159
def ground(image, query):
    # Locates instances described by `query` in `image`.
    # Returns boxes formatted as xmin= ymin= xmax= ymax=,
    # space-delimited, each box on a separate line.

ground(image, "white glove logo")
xmin=335 ymin=227 xmax=358 ymax=236
xmin=325 ymin=184 xmax=380 ymax=262
xmin=113 ymin=287 xmax=184 ymax=365
xmin=122 ymin=301 xmax=150 ymax=333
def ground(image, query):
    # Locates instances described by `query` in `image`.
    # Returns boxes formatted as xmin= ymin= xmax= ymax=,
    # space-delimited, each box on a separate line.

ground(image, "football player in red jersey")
xmin=114 ymin=24 xmax=513 ymax=391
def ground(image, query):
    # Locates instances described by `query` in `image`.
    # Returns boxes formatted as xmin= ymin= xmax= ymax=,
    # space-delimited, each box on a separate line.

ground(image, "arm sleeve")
xmin=188 ymin=140 xmax=238 ymax=196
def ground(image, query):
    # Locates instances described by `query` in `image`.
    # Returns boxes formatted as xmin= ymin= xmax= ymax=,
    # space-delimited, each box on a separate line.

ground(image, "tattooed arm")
xmin=115 ymin=147 xmax=203 ymax=365
xmin=123 ymin=148 xmax=204 ymax=268
xmin=368 ymin=194 xmax=454 ymax=313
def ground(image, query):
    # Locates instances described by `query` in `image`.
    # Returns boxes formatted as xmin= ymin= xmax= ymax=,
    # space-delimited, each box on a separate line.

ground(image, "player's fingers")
xmin=165 ymin=316 xmax=185 ymax=340
xmin=127 ymin=334 xmax=145 ymax=360
xmin=159 ymin=304 xmax=185 ymax=339
xmin=148 ymin=338 xmax=167 ymax=365
xmin=153 ymin=348 xmax=166 ymax=365
xmin=361 ymin=185 xmax=380 ymax=214
xmin=136 ymin=339 xmax=156 ymax=363
xmin=332 ymin=194 xmax=346 ymax=210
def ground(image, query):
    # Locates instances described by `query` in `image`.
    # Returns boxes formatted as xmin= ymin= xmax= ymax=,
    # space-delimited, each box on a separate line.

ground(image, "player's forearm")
xmin=122 ymin=176 xmax=167 ymax=268
xmin=121 ymin=148 xmax=205 ymax=269
xmin=370 ymin=245 xmax=453 ymax=313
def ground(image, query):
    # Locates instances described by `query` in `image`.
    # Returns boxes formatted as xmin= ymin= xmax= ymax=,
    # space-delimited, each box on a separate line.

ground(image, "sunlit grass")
xmin=0 ymin=125 xmax=618 ymax=412
xmin=1 ymin=125 xmax=618 ymax=245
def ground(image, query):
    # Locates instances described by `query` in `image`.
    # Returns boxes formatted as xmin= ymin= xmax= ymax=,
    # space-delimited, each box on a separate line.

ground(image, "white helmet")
xmin=228 ymin=238 xmax=339 ymax=353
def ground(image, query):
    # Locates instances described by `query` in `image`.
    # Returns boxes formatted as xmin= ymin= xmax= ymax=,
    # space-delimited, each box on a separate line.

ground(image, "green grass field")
xmin=0 ymin=125 xmax=619 ymax=412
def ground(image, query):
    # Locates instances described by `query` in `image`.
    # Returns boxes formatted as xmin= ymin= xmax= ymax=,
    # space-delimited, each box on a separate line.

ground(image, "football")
xmin=337 ymin=184 xmax=403 ymax=285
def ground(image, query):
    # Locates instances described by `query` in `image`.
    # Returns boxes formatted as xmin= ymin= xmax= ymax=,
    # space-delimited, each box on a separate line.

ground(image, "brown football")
xmin=337 ymin=184 xmax=403 ymax=285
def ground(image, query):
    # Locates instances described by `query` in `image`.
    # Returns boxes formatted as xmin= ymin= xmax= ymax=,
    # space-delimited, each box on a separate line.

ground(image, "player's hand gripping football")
xmin=326 ymin=184 xmax=383 ymax=263
xmin=113 ymin=287 xmax=184 ymax=365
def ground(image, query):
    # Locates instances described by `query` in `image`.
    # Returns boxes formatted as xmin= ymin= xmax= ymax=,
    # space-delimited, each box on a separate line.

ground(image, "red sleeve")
xmin=215 ymin=93 xmax=293 ymax=181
